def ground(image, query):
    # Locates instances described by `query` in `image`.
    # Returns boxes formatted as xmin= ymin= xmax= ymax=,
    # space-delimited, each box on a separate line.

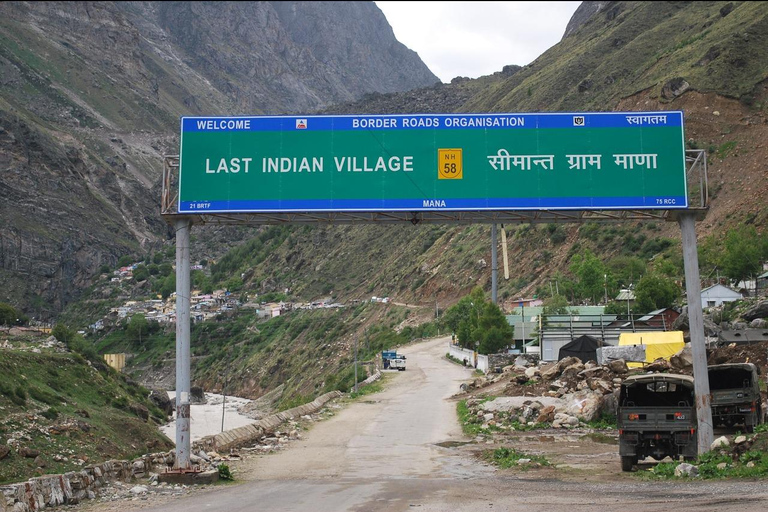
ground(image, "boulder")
xmin=607 ymin=359 xmax=629 ymax=374
xmin=515 ymin=374 xmax=530 ymax=385
xmin=674 ymin=463 xmax=699 ymax=477
xmin=540 ymin=363 xmax=561 ymax=380
xmin=19 ymin=447 xmax=40 ymax=458
xmin=190 ymin=386 xmax=206 ymax=404
xmin=536 ymin=405 xmax=556 ymax=423
xmin=661 ymin=77 xmax=690 ymax=100
xmin=598 ymin=346 xmax=644 ymax=365
xmin=645 ymin=358 xmax=672 ymax=372
xmin=149 ymin=389 xmax=173 ymax=416
xmin=557 ymin=357 xmax=583 ymax=372
xmin=587 ymin=378 xmax=613 ymax=394
xmin=711 ymin=436 xmax=730 ymax=450
xmin=673 ymin=310 xmax=719 ymax=336
xmin=130 ymin=403 xmax=150 ymax=422
xmin=743 ymin=301 xmax=768 ymax=321
xmin=670 ymin=344 xmax=693 ymax=369
xmin=563 ymin=390 xmax=607 ymax=422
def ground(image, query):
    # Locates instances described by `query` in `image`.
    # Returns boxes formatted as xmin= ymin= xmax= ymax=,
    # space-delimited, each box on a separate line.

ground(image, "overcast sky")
xmin=375 ymin=1 xmax=582 ymax=83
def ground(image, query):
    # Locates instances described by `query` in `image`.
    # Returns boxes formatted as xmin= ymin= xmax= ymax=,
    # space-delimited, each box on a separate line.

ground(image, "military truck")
xmin=708 ymin=363 xmax=764 ymax=433
xmin=618 ymin=373 xmax=697 ymax=472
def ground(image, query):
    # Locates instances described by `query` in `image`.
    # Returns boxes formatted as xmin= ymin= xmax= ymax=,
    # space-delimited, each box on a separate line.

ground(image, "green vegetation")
xmin=457 ymin=400 xmax=484 ymax=436
xmin=634 ymin=273 xmax=681 ymax=312
xmin=484 ymin=447 xmax=550 ymax=469
xmin=0 ymin=351 xmax=172 ymax=484
xmin=584 ymin=412 xmax=618 ymax=430
xmin=217 ymin=464 xmax=234 ymax=481
xmin=442 ymin=287 xmax=513 ymax=354
xmin=348 ymin=378 xmax=384 ymax=400
xmin=642 ymin=430 xmax=768 ymax=480
xmin=716 ymin=141 xmax=737 ymax=159
xmin=0 ymin=302 xmax=26 ymax=326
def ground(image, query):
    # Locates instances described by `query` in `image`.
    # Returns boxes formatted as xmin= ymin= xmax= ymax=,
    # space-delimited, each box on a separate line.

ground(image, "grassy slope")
xmin=0 ymin=348 xmax=173 ymax=484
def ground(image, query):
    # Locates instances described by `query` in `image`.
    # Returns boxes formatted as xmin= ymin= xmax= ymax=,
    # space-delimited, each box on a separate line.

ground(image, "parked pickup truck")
xmin=709 ymin=362 xmax=764 ymax=433
xmin=382 ymin=350 xmax=406 ymax=370
xmin=389 ymin=358 xmax=406 ymax=371
xmin=618 ymin=373 xmax=697 ymax=472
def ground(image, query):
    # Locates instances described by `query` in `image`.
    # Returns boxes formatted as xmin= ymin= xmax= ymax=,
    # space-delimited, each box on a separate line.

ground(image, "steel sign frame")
xmin=178 ymin=111 xmax=687 ymax=215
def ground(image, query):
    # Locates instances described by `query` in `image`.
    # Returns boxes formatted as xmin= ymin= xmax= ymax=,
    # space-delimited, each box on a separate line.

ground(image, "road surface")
xmin=86 ymin=336 xmax=768 ymax=512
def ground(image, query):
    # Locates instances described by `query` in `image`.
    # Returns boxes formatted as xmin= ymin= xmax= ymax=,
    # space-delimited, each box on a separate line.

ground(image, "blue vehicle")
xmin=382 ymin=350 xmax=405 ymax=370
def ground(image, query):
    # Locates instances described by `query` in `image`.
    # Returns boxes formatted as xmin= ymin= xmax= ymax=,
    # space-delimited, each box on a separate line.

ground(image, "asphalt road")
xmin=96 ymin=336 xmax=768 ymax=512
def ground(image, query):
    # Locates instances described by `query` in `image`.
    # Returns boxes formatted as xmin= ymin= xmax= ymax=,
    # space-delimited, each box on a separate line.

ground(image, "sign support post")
xmin=174 ymin=217 xmax=192 ymax=470
xmin=679 ymin=212 xmax=713 ymax=454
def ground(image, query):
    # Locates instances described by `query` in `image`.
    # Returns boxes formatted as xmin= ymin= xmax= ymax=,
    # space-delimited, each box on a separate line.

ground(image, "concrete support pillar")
xmin=174 ymin=217 xmax=192 ymax=469
xmin=679 ymin=212 xmax=713 ymax=454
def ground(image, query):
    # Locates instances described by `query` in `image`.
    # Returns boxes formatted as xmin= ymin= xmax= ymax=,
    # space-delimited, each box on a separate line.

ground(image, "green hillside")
xmin=0 ymin=340 xmax=173 ymax=484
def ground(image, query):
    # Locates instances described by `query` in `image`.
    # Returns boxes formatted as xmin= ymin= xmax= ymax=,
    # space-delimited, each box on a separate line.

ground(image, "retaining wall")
xmin=0 ymin=390 xmax=344 ymax=511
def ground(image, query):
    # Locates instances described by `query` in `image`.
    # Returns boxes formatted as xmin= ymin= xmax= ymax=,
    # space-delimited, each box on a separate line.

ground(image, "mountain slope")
xmin=0 ymin=1 xmax=438 ymax=316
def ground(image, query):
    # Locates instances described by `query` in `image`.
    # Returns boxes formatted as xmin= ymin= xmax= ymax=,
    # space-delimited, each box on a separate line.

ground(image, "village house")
xmin=700 ymin=283 xmax=742 ymax=308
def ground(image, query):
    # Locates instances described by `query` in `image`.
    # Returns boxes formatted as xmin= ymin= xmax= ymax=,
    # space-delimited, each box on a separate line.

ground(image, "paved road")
xmin=104 ymin=336 xmax=768 ymax=512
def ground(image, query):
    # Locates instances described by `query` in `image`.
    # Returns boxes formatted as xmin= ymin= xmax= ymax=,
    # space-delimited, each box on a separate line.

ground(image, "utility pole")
xmin=353 ymin=335 xmax=359 ymax=394
xmin=491 ymin=224 xmax=498 ymax=304
xmin=221 ymin=354 xmax=230 ymax=433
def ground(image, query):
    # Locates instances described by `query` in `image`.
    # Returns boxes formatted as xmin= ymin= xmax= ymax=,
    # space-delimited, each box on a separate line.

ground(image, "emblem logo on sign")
xmin=573 ymin=116 xmax=585 ymax=126
xmin=296 ymin=119 xmax=307 ymax=129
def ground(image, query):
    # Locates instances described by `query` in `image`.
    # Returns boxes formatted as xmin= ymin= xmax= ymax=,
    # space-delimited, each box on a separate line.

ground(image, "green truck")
xmin=618 ymin=373 xmax=698 ymax=472
xmin=709 ymin=362 xmax=764 ymax=433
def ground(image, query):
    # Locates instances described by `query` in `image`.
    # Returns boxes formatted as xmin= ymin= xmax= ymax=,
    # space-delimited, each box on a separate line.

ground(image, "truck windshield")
xmin=621 ymin=381 xmax=693 ymax=407
xmin=708 ymin=368 xmax=753 ymax=390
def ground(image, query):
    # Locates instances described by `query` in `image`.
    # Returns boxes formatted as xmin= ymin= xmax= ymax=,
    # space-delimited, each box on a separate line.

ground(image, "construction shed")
xmin=558 ymin=335 xmax=603 ymax=363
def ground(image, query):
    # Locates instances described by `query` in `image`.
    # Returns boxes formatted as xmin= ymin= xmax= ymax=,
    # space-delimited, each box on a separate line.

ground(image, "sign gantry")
xmin=161 ymin=111 xmax=712 ymax=471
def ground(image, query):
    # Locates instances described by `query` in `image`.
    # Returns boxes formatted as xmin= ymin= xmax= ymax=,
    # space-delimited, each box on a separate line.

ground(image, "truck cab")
xmin=708 ymin=362 xmax=764 ymax=432
xmin=618 ymin=373 xmax=697 ymax=471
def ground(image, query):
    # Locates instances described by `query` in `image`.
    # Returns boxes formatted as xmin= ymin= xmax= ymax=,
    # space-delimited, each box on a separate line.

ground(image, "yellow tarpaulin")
xmin=618 ymin=331 xmax=685 ymax=368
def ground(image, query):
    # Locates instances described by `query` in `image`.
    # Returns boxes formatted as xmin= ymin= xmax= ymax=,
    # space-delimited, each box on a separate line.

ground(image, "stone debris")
xmin=674 ymin=462 xmax=699 ymax=477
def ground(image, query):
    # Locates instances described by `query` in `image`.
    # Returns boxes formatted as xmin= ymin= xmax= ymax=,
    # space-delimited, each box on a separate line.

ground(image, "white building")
xmin=700 ymin=284 xmax=742 ymax=308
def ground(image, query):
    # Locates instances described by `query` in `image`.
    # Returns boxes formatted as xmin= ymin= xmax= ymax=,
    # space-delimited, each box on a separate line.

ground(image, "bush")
xmin=41 ymin=408 xmax=59 ymax=420
xmin=0 ymin=302 xmax=19 ymax=326
xmin=29 ymin=386 xmax=58 ymax=405
xmin=12 ymin=386 xmax=27 ymax=406
xmin=218 ymin=464 xmax=234 ymax=480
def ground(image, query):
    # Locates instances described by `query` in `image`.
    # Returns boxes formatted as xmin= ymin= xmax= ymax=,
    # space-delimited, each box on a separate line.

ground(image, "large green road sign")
xmin=178 ymin=112 xmax=687 ymax=214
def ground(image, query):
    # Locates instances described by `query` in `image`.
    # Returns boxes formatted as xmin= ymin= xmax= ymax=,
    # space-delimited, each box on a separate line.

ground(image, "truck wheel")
xmin=621 ymin=456 xmax=635 ymax=472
